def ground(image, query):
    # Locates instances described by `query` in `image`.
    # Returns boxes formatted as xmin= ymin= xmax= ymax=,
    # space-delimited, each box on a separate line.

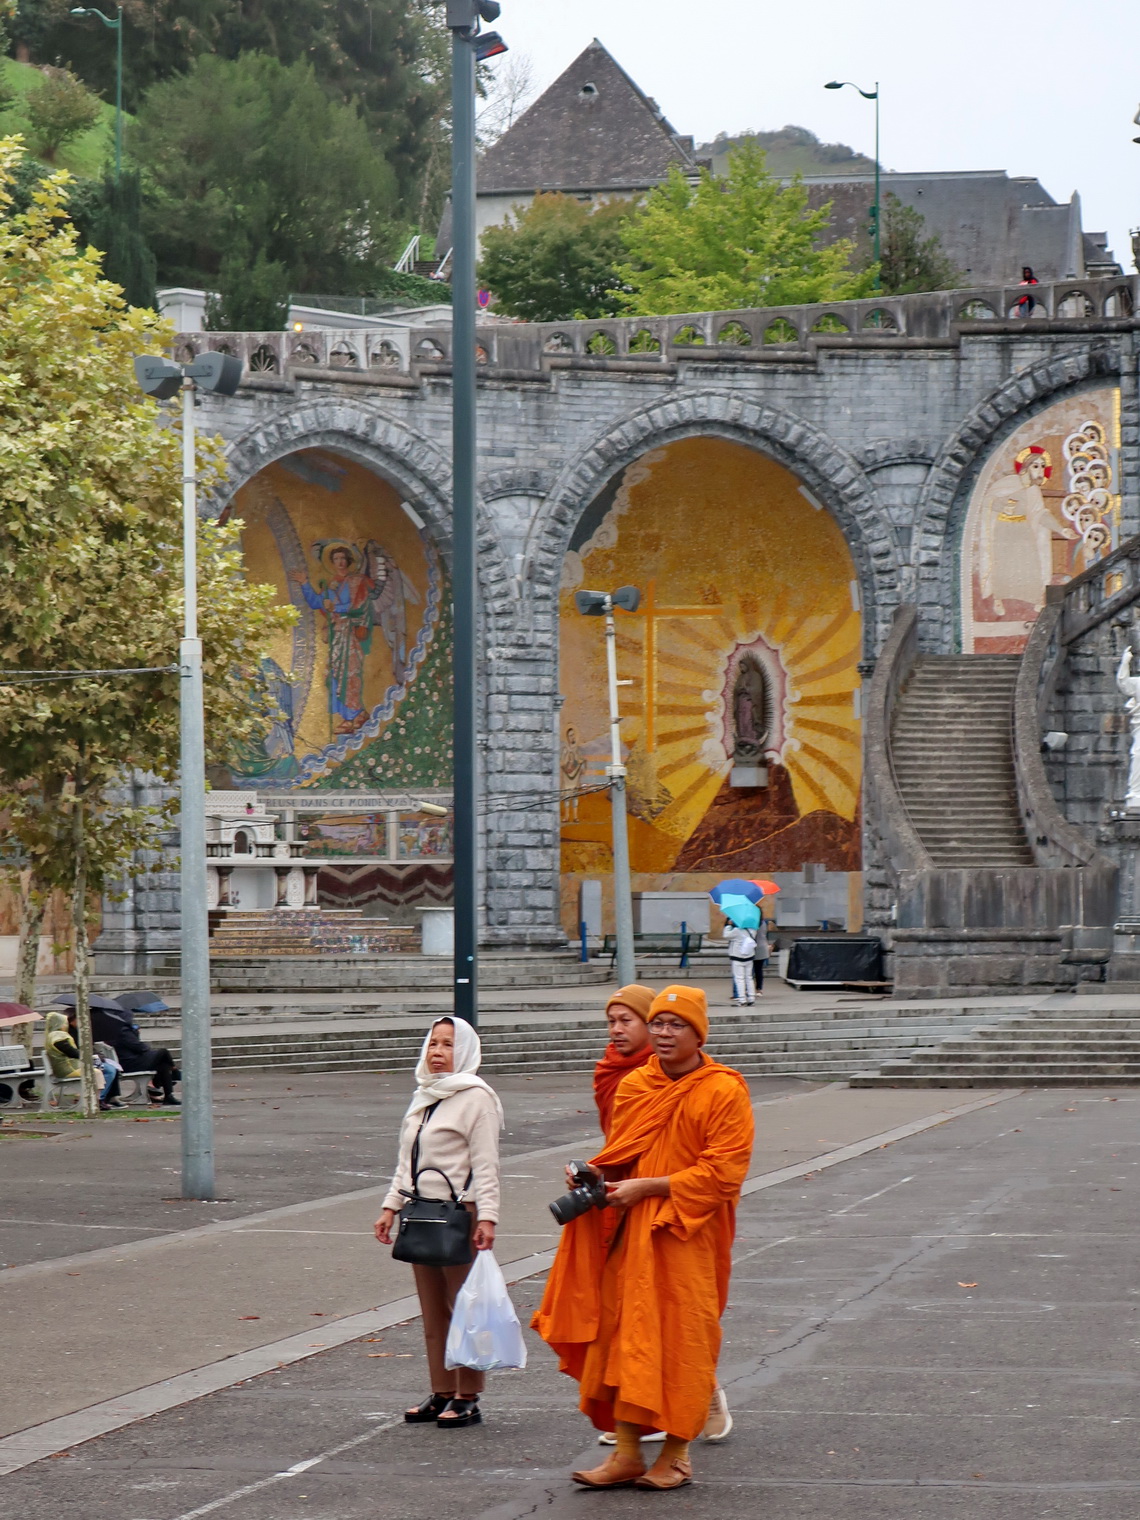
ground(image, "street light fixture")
xmin=575 ymin=586 xmax=640 ymax=987
xmin=446 ymin=0 xmax=508 ymax=1030
xmin=70 ymin=5 xmax=123 ymax=182
xmin=825 ymin=79 xmax=880 ymax=290
xmin=133 ymin=349 xmax=242 ymax=1202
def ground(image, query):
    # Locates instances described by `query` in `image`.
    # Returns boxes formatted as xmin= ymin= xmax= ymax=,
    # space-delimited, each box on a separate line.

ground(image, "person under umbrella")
xmin=58 ymin=997 xmax=182 ymax=1106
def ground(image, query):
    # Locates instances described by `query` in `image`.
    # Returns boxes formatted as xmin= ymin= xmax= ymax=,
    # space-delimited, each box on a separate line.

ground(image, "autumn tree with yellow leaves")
xmin=0 ymin=138 xmax=292 ymax=1108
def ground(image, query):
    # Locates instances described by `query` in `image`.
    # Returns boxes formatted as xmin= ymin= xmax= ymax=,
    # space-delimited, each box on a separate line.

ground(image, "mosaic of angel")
xmin=291 ymin=538 xmax=421 ymax=735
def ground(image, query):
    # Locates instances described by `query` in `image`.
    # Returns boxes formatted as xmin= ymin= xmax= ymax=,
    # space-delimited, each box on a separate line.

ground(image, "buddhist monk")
xmin=592 ymin=983 xmax=734 ymax=1451
xmin=534 ymin=985 xmax=754 ymax=1490
xmin=593 ymin=984 xmax=655 ymax=1135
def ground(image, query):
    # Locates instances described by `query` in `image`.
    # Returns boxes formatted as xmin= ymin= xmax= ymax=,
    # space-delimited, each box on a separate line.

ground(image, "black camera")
xmin=549 ymin=1160 xmax=608 ymax=1226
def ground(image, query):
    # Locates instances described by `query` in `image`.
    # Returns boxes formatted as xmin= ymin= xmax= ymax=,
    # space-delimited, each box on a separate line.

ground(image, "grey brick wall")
xmin=100 ymin=321 xmax=1139 ymax=962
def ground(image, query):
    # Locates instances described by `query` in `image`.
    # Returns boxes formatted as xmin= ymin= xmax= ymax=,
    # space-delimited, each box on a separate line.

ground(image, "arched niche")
xmin=556 ymin=435 xmax=863 ymax=936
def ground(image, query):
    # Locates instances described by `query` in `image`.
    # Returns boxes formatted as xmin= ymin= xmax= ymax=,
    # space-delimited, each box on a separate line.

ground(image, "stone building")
xmin=438 ymin=39 xmax=704 ymax=253
xmin=94 ymin=274 xmax=1140 ymax=1001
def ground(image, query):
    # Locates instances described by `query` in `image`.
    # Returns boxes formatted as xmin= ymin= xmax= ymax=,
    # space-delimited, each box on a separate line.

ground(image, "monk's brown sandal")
xmin=634 ymin=1456 xmax=693 ymax=1490
xmin=571 ymin=1455 xmax=647 ymax=1488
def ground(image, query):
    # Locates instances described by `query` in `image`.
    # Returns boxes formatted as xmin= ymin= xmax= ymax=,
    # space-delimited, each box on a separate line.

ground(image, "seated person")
xmin=46 ymin=1011 xmax=121 ymax=1110
xmin=89 ymin=1005 xmax=181 ymax=1106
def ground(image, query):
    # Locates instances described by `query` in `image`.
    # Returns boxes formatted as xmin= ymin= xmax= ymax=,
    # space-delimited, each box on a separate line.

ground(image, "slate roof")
xmin=804 ymin=171 xmax=1120 ymax=284
xmin=478 ymin=39 xmax=700 ymax=196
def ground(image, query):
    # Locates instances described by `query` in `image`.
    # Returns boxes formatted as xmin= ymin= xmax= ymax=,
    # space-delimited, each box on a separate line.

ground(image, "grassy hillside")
xmin=0 ymin=56 xmax=124 ymax=179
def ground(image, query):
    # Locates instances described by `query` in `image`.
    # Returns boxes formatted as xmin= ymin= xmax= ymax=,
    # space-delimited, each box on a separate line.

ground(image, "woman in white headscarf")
xmin=374 ymin=1017 xmax=503 ymax=1429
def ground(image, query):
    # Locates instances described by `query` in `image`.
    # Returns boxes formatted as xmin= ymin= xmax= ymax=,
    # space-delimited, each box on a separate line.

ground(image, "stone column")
xmin=482 ymin=640 xmax=564 ymax=948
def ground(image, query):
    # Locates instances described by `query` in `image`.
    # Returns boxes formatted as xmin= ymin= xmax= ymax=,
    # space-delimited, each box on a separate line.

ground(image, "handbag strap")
xmin=408 ymin=1101 xmax=475 ymax=1203
xmin=409 ymin=1101 xmax=441 ymax=1185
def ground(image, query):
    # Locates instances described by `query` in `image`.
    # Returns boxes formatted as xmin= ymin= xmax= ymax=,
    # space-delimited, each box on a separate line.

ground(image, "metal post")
xmin=872 ymin=81 xmax=881 ymax=290
xmin=603 ymin=597 xmax=636 ymax=987
xmin=179 ymin=379 xmax=214 ymax=1199
xmin=450 ymin=26 xmax=479 ymax=1028
xmin=114 ymin=6 xmax=122 ymax=183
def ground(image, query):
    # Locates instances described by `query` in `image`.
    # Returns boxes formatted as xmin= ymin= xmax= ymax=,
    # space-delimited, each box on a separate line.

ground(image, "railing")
xmin=864 ymin=604 xmax=933 ymax=874
xmin=1013 ymin=536 xmax=1140 ymax=872
xmin=173 ymin=273 xmax=1138 ymax=382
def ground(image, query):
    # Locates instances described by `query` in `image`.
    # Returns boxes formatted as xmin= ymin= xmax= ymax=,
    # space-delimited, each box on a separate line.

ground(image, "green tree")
xmin=618 ymin=140 xmax=874 ymax=316
xmin=478 ymin=194 xmax=633 ymax=322
xmin=205 ymin=246 xmax=289 ymax=330
xmin=879 ymin=191 xmax=963 ymax=295
xmin=33 ymin=1 xmax=450 ymax=218
xmin=130 ymin=50 xmax=400 ymax=293
xmin=0 ymin=138 xmax=292 ymax=1105
xmin=24 ymin=65 xmax=101 ymax=160
xmin=88 ymin=168 xmax=156 ymax=309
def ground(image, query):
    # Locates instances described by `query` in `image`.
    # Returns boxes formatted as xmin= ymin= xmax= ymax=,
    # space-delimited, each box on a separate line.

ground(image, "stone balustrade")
xmin=174 ymin=275 xmax=1138 ymax=383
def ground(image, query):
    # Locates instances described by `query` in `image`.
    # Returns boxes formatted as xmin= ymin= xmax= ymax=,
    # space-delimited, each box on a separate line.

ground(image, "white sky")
xmin=493 ymin=0 xmax=1139 ymax=273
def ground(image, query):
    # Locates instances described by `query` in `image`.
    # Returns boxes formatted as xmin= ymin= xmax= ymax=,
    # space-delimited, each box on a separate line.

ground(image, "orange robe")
xmin=593 ymin=1041 xmax=652 ymax=1135
xmin=533 ymin=1052 xmax=754 ymax=1440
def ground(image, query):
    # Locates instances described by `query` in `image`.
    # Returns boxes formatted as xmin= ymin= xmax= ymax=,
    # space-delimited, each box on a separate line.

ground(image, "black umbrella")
xmin=51 ymin=993 xmax=131 ymax=1013
xmin=115 ymin=991 xmax=171 ymax=1015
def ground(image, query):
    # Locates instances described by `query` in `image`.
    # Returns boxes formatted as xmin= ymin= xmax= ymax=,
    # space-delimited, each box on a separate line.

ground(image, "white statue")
xmin=1116 ymin=647 xmax=1140 ymax=808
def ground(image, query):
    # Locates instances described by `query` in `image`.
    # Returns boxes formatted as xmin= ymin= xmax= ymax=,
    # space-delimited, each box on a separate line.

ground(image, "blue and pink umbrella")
xmin=708 ymin=878 xmax=780 ymax=931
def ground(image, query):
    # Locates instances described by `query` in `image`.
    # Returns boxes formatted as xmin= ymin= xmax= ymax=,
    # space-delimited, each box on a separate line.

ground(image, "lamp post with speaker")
xmin=132 ymin=350 xmax=242 ymax=1201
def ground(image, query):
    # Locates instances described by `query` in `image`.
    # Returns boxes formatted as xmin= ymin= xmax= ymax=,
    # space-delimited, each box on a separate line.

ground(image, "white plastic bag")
xmin=444 ymin=1250 xmax=527 ymax=1371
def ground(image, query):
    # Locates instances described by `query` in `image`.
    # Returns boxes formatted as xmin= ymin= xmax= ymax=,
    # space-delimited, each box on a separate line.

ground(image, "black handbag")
xmin=391 ymin=1103 xmax=474 ymax=1268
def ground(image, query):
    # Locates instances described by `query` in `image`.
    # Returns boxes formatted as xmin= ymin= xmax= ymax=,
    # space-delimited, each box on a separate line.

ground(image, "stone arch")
xmin=914 ymin=343 xmax=1123 ymax=650
xmin=529 ymin=391 xmax=899 ymax=657
xmin=216 ymin=398 xmax=514 ymax=627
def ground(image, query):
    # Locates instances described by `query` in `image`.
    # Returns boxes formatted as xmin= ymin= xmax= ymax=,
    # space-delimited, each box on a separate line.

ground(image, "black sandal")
xmin=405 ymin=1392 xmax=454 ymax=1424
xmin=437 ymin=1396 xmax=481 ymax=1428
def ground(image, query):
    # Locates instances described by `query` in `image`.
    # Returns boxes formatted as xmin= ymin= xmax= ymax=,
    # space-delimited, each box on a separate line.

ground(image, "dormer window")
xmin=579 ymin=81 xmax=597 ymax=98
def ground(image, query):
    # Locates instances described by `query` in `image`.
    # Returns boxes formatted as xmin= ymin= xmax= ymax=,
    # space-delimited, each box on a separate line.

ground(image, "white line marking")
xmin=740 ymin=1092 xmax=1019 ymax=1198
xmin=166 ymin=1418 xmax=402 ymax=1520
xmin=831 ymin=1175 xmax=916 ymax=1216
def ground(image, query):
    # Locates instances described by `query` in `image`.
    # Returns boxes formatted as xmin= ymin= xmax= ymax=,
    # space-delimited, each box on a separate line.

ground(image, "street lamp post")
xmin=133 ymin=350 xmax=241 ymax=1202
xmin=825 ymin=79 xmax=880 ymax=289
xmin=575 ymin=587 xmax=640 ymax=987
xmin=70 ymin=5 xmax=123 ymax=182
xmin=445 ymin=0 xmax=507 ymax=1030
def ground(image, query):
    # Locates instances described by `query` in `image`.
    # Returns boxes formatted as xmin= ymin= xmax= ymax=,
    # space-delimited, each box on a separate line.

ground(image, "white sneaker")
xmin=701 ymin=1386 xmax=733 ymax=1442
xmin=730 ymin=998 xmax=744 ymax=1007
xmin=598 ymin=1429 xmax=667 ymax=1444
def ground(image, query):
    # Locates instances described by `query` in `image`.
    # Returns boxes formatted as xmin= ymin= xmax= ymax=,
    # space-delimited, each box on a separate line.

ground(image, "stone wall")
xmin=97 ymin=279 xmax=1140 ymax=965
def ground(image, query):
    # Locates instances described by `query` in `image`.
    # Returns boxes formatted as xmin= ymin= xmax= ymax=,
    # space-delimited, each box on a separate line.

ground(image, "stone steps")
xmin=889 ymin=654 xmax=1032 ymax=868
xmin=161 ymin=1007 xmax=1001 ymax=1080
xmin=852 ymin=1009 xmax=1140 ymax=1086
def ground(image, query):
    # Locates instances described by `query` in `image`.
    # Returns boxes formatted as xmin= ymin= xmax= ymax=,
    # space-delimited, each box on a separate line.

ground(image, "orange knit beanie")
xmin=649 ymin=985 xmax=709 ymax=1044
xmin=605 ymin=984 xmax=656 ymax=1023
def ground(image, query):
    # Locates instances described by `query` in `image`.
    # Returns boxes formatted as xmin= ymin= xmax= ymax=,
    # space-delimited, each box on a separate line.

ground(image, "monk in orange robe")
xmin=534 ymin=984 xmax=754 ymax=1490
xmin=593 ymin=984 xmax=655 ymax=1135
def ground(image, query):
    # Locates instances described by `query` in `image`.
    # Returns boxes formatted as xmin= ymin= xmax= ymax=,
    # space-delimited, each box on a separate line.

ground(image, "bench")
xmin=35 ymin=1053 xmax=156 ymax=1110
xmin=40 ymin=1052 xmax=83 ymax=1110
xmin=0 ymin=1045 xmax=34 ymax=1108
xmin=601 ymin=931 xmax=704 ymax=970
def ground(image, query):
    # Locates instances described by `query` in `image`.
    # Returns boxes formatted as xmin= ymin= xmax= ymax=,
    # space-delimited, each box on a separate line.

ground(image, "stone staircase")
xmin=891 ymin=655 xmax=1033 ymax=867
xmin=852 ymin=1008 xmax=1140 ymax=1086
xmin=208 ymin=910 xmax=417 ymax=959
xmin=157 ymin=1002 xmax=1005 ymax=1080
xmin=207 ymin=950 xmax=616 ymax=991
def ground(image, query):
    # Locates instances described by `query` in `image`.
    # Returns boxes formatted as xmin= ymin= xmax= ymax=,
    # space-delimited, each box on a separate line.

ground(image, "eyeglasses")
xmin=647 ymin=1018 xmax=690 ymax=1034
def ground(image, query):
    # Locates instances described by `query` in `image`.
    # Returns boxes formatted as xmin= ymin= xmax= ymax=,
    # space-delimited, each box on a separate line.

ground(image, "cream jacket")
xmin=382 ymin=1085 xmax=501 ymax=1223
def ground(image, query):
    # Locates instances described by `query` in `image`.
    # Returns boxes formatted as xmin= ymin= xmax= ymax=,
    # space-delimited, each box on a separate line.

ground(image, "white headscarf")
xmin=405 ymin=1017 xmax=504 ymax=1126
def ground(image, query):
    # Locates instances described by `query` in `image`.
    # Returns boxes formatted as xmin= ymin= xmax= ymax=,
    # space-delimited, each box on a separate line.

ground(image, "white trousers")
xmin=730 ymin=959 xmax=755 ymax=1002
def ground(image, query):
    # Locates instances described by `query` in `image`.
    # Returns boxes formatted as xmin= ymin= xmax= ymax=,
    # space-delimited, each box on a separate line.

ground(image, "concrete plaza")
xmin=2 ymin=1069 xmax=1137 ymax=1518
